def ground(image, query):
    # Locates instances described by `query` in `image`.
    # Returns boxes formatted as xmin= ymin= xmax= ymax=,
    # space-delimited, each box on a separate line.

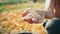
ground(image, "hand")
xmin=22 ymin=8 xmax=46 ymax=23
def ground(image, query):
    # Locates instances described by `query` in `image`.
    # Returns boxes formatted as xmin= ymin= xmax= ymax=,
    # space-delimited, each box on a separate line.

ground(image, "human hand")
xmin=22 ymin=8 xmax=46 ymax=23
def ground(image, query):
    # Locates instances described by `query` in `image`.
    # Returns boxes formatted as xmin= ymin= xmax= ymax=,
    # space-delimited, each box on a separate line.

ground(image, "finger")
xmin=32 ymin=18 xmax=38 ymax=23
xmin=38 ymin=20 xmax=43 ymax=23
xmin=22 ymin=12 xmax=28 ymax=17
xmin=25 ymin=17 xmax=32 ymax=22
xmin=22 ymin=17 xmax=33 ymax=23
xmin=22 ymin=8 xmax=31 ymax=17
xmin=22 ymin=17 xmax=27 ymax=21
xmin=22 ymin=8 xmax=33 ymax=17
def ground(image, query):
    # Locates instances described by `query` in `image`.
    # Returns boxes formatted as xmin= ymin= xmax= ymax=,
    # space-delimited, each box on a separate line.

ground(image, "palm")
xmin=22 ymin=8 xmax=45 ymax=23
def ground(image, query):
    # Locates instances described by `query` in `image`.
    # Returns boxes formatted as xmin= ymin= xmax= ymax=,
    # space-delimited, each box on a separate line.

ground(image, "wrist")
xmin=43 ymin=9 xmax=54 ymax=19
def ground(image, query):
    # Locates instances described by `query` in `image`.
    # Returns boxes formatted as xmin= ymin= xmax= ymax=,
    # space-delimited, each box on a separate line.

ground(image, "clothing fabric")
xmin=43 ymin=18 xmax=60 ymax=34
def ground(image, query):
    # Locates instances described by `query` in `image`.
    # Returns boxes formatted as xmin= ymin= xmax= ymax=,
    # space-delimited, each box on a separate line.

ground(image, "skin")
xmin=22 ymin=0 xmax=60 ymax=23
xmin=22 ymin=8 xmax=46 ymax=23
xmin=54 ymin=0 xmax=60 ymax=18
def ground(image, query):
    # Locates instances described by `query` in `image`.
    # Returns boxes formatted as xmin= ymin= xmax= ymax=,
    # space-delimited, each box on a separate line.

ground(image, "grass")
xmin=0 ymin=2 xmax=47 ymax=34
xmin=0 ymin=2 xmax=45 ymax=12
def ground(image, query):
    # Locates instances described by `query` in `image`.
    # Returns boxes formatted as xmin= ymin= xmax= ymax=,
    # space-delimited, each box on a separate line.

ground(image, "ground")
xmin=0 ymin=3 xmax=47 ymax=34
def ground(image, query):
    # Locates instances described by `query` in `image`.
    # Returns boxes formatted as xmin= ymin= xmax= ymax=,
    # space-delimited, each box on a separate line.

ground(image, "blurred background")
xmin=0 ymin=0 xmax=45 ymax=12
xmin=0 ymin=0 xmax=46 ymax=34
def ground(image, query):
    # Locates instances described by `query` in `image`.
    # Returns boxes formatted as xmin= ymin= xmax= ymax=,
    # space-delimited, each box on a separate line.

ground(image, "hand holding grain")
xmin=22 ymin=8 xmax=46 ymax=23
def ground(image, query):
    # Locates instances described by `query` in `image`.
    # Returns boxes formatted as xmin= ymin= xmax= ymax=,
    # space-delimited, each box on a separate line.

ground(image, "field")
xmin=0 ymin=2 xmax=45 ymax=12
xmin=0 ymin=2 xmax=47 ymax=34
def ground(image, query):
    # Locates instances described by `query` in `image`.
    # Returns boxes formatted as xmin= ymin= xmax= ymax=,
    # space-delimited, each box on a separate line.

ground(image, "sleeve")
xmin=45 ymin=19 xmax=60 ymax=34
xmin=43 ymin=20 xmax=48 ymax=27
